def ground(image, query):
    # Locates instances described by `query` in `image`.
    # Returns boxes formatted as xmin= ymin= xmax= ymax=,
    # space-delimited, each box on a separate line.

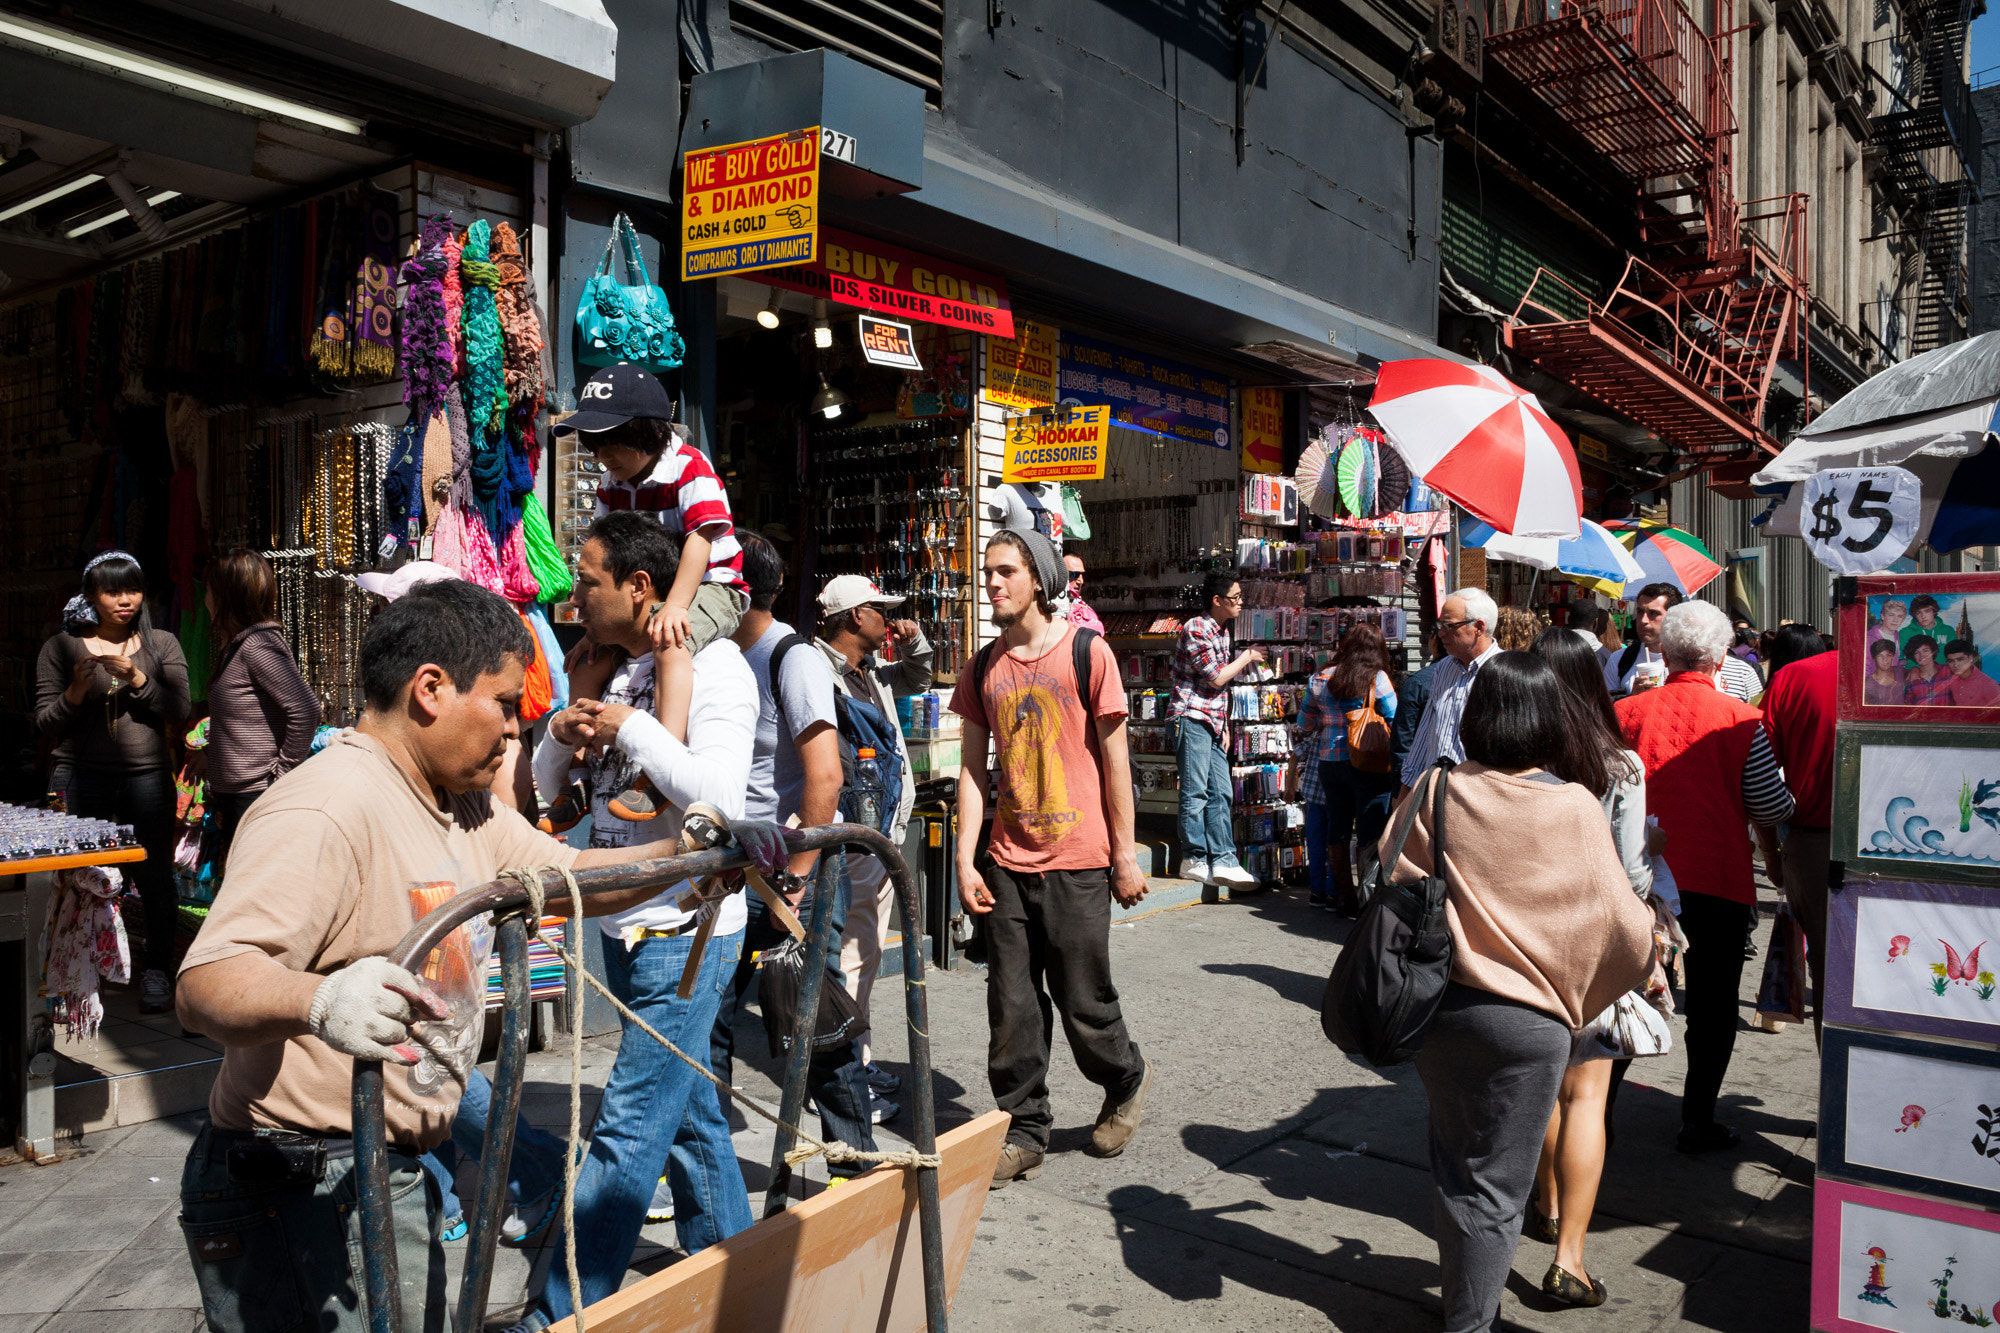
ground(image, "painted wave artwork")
xmin=1858 ymin=746 xmax=2000 ymax=870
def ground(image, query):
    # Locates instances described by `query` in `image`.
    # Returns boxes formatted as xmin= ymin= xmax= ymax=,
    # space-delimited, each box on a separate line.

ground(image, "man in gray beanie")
xmin=948 ymin=528 xmax=1154 ymax=1188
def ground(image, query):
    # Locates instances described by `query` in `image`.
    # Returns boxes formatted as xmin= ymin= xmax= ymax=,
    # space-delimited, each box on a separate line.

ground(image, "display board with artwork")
xmin=1817 ymin=574 xmax=2000 ymax=1333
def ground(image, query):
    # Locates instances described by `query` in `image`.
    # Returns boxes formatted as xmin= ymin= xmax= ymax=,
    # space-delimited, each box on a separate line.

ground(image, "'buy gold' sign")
xmin=681 ymin=128 xmax=819 ymax=280
xmin=1003 ymin=405 xmax=1111 ymax=483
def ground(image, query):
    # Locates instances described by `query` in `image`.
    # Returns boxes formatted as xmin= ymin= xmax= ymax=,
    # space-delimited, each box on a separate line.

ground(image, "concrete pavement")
xmin=0 ymin=875 xmax=1817 ymax=1331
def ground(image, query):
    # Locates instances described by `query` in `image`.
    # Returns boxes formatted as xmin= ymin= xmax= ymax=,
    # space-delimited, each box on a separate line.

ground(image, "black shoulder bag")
xmin=1320 ymin=760 xmax=1456 ymax=1066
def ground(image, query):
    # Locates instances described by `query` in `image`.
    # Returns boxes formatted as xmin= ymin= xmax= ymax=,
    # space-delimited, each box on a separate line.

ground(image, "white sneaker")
xmin=1212 ymin=860 xmax=1258 ymax=888
xmin=1180 ymin=858 xmax=1211 ymax=884
xmin=645 ymin=1175 xmax=675 ymax=1223
xmin=140 ymin=969 xmax=172 ymax=1014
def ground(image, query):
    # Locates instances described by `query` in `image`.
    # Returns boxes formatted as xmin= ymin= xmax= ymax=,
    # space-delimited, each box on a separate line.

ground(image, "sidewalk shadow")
xmin=1108 ymin=1182 xmax=1443 ymax=1316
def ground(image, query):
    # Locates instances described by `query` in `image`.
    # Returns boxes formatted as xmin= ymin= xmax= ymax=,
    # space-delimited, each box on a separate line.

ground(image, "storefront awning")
xmin=836 ymin=136 xmax=1457 ymax=374
xmin=138 ymin=0 xmax=617 ymax=127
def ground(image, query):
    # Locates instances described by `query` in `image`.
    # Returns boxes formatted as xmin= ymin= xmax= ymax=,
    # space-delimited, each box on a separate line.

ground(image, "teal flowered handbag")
xmin=575 ymin=212 xmax=685 ymax=372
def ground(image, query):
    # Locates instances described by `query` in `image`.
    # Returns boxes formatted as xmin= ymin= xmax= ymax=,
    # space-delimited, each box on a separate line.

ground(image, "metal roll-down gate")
xmin=349 ymin=824 xmax=948 ymax=1333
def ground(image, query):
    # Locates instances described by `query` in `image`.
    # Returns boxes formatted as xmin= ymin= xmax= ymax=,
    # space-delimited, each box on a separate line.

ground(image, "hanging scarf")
xmin=352 ymin=186 xmax=400 ymax=380
xmin=40 ymin=865 xmax=131 ymax=1042
xmin=491 ymin=223 xmax=544 ymax=418
xmin=441 ymin=228 xmax=465 ymax=376
xmin=458 ymin=220 xmax=518 ymax=536
xmin=419 ymin=405 xmax=453 ymax=534
xmin=399 ymin=215 xmax=455 ymax=423
xmin=118 ymin=257 xmax=160 ymax=408
xmin=520 ymin=499 xmax=572 ymax=604
xmin=431 ymin=494 xmax=505 ymax=595
xmin=309 ymin=188 xmax=399 ymax=382
xmin=497 ymin=518 xmax=540 ymax=605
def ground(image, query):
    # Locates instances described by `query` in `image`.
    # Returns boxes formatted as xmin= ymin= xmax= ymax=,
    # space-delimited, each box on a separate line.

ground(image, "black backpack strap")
xmin=1071 ymin=625 xmax=1099 ymax=707
xmin=972 ymin=638 xmax=1001 ymax=699
xmin=768 ymin=632 xmax=806 ymax=729
xmin=1618 ymin=639 xmax=1642 ymax=679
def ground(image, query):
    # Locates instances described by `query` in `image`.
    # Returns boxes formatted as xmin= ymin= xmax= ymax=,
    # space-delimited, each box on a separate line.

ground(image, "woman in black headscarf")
xmin=35 ymin=551 xmax=190 ymax=1013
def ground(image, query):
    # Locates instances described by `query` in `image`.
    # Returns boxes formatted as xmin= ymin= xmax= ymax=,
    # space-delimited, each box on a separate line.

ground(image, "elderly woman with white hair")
xmin=1614 ymin=600 xmax=1793 ymax=1155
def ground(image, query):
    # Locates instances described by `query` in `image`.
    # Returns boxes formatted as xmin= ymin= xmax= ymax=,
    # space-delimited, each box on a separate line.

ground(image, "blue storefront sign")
xmin=1057 ymin=332 xmax=1231 ymax=450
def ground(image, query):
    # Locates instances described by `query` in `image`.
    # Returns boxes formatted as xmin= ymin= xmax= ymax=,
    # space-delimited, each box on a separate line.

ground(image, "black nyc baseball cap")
xmin=555 ymin=363 xmax=675 ymax=436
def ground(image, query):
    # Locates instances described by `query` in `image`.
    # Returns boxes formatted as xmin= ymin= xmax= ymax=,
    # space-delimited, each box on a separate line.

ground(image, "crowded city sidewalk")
xmin=1 ymin=871 xmax=1810 ymax=1333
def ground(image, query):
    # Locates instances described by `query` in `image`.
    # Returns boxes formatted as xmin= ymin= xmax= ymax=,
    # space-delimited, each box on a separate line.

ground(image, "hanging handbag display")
xmin=1321 ymin=761 xmax=1456 ymax=1066
xmin=1060 ymin=483 xmax=1092 ymax=540
xmin=574 ymin=212 xmax=685 ymax=372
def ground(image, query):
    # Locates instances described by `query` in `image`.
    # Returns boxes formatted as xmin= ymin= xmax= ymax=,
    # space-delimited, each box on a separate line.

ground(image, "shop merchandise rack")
xmin=809 ymin=420 xmax=973 ymax=676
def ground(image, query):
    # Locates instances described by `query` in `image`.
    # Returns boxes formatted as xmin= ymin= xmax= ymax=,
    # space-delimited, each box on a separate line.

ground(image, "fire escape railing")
xmin=1863 ymin=0 xmax=1981 ymax=354
xmin=1487 ymin=0 xmax=1805 ymax=460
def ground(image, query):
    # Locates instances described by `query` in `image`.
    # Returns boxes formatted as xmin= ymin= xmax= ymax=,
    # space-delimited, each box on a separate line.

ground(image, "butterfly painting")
xmin=1933 ymin=941 xmax=1994 ymax=1001
xmin=1891 ymin=935 xmax=1912 ymax=959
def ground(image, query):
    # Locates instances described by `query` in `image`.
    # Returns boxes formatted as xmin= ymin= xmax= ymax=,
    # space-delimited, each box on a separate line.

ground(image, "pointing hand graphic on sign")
xmin=777 ymin=204 xmax=813 ymax=229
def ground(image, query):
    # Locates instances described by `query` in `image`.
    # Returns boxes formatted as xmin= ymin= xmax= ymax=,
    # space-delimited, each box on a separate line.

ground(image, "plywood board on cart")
xmin=548 ymin=1110 xmax=1007 ymax=1333
xmin=1812 ymin=1177 xmax=2000 ymax=1332
xmin=1828 ymin=879 xmax=2000 ymax=1044
xmin=1820 ymin=1028 xmax=2000 ymax=1209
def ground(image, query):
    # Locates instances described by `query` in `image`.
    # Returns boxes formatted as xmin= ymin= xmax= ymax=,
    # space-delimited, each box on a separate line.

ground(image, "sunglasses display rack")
xmin=809 ymin=421 xmax=972 ymax=676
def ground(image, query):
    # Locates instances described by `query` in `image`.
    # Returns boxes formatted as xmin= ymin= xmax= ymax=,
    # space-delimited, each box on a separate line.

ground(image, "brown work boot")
xmin=991 ymin=1141 xmax=1044 ymax=1188
xmin=1091 ymin=1058 xmax=1154 ymax=1157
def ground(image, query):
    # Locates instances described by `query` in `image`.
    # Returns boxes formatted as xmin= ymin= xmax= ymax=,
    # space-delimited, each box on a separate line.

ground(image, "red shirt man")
xmin=1760 ymin=647 xmax=1838 ymax=1038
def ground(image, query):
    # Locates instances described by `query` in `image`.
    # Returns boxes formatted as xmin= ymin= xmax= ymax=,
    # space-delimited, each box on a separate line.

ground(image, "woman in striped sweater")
xmin=204 ymin=550 xmax=320 ymax=872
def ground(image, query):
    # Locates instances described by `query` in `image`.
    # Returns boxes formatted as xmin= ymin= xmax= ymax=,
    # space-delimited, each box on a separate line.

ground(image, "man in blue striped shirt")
xmin=1399 ymin=588 xmax=1502 ymax=793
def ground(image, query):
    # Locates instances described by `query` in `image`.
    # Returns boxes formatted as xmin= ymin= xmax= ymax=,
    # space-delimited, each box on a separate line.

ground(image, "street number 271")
xmin=820 ymin=128 xmax=857 ymax=163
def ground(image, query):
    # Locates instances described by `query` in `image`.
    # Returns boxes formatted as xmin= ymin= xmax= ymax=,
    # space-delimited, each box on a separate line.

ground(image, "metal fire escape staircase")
xmin=1487 ymin=0 xmax=1810 ymax=462
xmin=1865 ymin=0 xmax=1981 ymax=355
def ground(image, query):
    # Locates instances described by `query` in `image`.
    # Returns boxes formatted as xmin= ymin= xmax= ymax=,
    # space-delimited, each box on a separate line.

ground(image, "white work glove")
xmin=307 ymin=956 xmax=449 ymax=1067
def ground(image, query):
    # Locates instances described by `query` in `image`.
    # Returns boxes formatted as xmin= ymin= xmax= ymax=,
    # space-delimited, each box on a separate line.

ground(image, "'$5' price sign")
xmin=1800 ymin=465 xmax=1923 ymax=575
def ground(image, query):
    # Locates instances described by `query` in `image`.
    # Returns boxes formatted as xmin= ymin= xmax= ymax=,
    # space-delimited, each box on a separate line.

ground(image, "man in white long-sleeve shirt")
xmin=521 ymin=511 xmax=757 ymax=1329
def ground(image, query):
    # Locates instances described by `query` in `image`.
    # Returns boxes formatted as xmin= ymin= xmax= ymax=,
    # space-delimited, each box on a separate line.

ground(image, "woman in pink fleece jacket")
xmin=1382 ymin=651 xmax=1655 ymax=1333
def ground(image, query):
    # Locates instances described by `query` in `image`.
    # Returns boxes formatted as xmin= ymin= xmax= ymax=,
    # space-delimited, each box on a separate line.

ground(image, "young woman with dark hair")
xmin=1762 ymin=622 xmax=1826 ymax=683
xmin=34 ymin=551 xmax=191 ymax=1012
xmin=1525 ymin=627 xmax=1660 ymax=1305
xmin=1386 ymin=650 xmax=1656 ymax=1329
xmin=1296 ymin=624 xmax=1398 ymax=912
xmin=205 ymin=549 xmax=321 ymax=873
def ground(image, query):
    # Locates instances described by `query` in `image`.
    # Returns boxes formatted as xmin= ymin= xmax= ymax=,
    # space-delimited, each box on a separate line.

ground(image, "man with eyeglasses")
xmin=1398 ymin=588 xmax=1501 ymax=796
xmin=1170 ymin=572 xmax=1267 ymax=896
xmin=1064 ymin=553 xmax=1105 ymax=634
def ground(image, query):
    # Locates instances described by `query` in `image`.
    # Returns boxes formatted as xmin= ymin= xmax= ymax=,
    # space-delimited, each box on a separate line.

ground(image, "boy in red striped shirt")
xmin=554 ymin=365 xmax=749 ymax=817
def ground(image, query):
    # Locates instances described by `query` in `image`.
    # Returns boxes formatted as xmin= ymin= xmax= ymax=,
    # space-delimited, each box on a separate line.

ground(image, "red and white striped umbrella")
xmin=1366 ymin=359 xmax=1583 ymax=539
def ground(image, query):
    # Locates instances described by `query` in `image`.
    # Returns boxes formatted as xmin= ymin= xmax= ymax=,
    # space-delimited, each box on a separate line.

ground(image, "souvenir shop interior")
xmin=0 ymin=157 xmax=574 ymax=1129
xmin=1052 ymin=361 xmax=1445 ymax=885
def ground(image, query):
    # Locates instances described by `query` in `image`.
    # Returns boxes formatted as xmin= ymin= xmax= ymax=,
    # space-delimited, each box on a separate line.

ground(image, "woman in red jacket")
xmin=1615 ymin=600 xmax=1794 ymax=1154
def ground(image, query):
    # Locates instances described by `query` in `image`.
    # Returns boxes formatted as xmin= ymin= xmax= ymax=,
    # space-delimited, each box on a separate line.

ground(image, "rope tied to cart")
xmin=499 ymin=862 xmax=943 ymax=1192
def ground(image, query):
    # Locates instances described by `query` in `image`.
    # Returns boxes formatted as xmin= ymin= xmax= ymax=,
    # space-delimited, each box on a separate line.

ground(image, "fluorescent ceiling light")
xmin=0 ymin=172 xmax=102 ymax=222
xmin=68 ymin=189 xmax=179 ymax=238
xmin=0 ymin=15 xmax=366 ymax=136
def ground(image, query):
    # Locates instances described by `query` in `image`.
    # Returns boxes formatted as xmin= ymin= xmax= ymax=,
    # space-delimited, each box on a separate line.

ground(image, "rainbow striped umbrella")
xmin=1598 ymin=520 xmax=1722 ymax=596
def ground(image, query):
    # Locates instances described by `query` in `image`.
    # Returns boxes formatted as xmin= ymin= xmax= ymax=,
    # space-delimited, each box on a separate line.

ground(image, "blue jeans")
xmin=704 ymin=853 xmax=877 ymax=1177
xmin=1304 ymin=800 xmax=1334 ymax=899
xmin=425 ymin=1067 xmax=572 ymax=1221
xmin=533 ymin=925 xmax=752 ymax=1324
xmin=180 ymin=1123 xmax=444 ymax=1333
xmin=1174 ymin=718 xmax=1235 ymax=863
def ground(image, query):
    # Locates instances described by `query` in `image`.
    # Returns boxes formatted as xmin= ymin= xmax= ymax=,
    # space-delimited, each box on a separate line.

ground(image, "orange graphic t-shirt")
xmin=949 ymin=623 xmax=1129 ymax=873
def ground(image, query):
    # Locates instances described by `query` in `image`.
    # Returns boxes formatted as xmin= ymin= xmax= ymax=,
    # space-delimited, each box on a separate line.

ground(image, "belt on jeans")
xmin=206 ymin=1126 xmax=359 ymax=1161
xmin=627 ymin=920 xmax=702 ymax=942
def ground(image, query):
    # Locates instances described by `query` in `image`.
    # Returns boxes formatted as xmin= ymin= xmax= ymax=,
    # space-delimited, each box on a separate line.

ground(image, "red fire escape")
xmin=1485 ymin=0 xmax=1810 ymax=463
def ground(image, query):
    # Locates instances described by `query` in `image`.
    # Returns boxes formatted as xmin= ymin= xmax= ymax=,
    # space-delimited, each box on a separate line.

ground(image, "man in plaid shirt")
xmin=1170 ymin=572 xmax=1267 ymax=896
